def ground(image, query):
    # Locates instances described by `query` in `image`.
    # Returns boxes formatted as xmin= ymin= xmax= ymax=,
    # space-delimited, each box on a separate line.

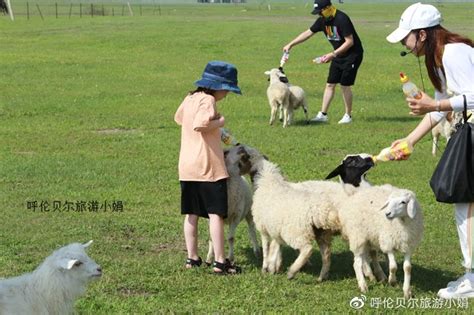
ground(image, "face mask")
xmin=321 ymin=5 xmax=336 ymax=21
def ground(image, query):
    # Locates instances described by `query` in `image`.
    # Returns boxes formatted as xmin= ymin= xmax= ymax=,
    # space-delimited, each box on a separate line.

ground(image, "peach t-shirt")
xmin=174 ymin=92 xmax=229 ymax=182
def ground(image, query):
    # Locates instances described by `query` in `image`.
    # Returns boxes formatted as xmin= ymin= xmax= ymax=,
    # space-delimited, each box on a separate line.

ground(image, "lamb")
xmin=206 ymin=146 xmax=260 ymax=264
xmin=264 ymin=68 xmax=309 ymax=127
xmin=231 ymin=144 xmax=345 ymax=281
xmin=264 ymin=68 xmax=290 ymax=127
xmin=0 ymin=241 xmax=102 ymax=314
xmin=286 ymin=85 xmax=310 ymax=125
xmin=338 ymin=186 xmax=423 ymax=298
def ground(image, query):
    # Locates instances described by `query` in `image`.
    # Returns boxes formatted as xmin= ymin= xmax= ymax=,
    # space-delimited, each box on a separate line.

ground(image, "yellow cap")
xmin=400 ymin=72 xmax=409 ymax=83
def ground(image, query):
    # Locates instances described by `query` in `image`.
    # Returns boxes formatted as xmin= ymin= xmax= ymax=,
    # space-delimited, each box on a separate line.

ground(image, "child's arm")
xmin=193 ymin=99 xmax=224 ymax=132
xmin=194 ymin=115 xmax=225 ymax=132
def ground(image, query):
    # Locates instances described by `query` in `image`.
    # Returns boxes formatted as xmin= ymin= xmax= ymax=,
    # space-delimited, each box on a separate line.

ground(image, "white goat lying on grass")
xmin=0 ymin=241 xmax=102 ymax=314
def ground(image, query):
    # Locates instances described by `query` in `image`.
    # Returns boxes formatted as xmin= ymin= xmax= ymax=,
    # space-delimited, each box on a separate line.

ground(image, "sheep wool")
xmin=0 ymin=241 xmax=101 ymax=315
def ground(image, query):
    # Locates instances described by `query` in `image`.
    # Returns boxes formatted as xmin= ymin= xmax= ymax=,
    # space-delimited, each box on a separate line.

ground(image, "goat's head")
xmin=264 ymin=68 xmax=289 ymax=84
xmin=325 ymin=153 xmax=375 ymax=187
xmin=49 ymin=240 xmax=102 ymax=280
xmin=380 ymin=191 xmax=420 ymax=220
xmin=224 ymin=145 xmax=267 ymax=180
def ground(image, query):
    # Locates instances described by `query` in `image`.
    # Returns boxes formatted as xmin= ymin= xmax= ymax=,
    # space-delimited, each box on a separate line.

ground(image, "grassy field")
xmin=1 ymin=2 xmax=474 ymax=313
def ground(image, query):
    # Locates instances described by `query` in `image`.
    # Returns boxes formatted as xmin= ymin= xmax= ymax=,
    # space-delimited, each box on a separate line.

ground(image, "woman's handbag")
xmin=430 ymin=95 xmax=474 ymax=203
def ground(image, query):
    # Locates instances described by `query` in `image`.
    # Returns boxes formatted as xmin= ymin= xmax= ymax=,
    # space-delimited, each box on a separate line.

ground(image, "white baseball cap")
xmin=386 ymin=2 xmax=442 ymax=43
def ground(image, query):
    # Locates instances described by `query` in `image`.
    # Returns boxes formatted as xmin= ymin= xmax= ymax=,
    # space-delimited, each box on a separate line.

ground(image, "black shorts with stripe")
xmin=180 ymin=179 xmax=228 ymax=219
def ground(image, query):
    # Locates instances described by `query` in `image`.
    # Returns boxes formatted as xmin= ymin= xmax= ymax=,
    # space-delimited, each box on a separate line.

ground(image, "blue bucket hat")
xmin=194 ymin=61 xmax=242 ymax=95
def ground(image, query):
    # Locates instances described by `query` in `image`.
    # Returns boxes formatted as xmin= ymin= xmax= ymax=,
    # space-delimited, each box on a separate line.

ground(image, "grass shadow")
xmin=243 ymin=246 xmax=457 ymax=293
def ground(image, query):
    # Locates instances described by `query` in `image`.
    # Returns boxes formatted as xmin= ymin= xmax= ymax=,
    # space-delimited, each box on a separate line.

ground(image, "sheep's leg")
xmin=362 ymin=254 xmax=376 ymax=282
xmin=302 ymin=99 xmax=309 ymax=124
xmin=261 ymin=232 xmax=271 ymax=273
xmin=287 ymin=244 xmax=312 ymax=279
xmin=270 ymin=101 xmax=279 ymax=125
xmin=278 ymin=104 xmax=283 ymax=122
xmin=268 ymin=240 xmax=281 ymax=274
xmin=403 ymin=253 xmax=412 ymax=299
xmin=227 ymin=222 xmax=238 ymax=263
xmin=315 ymin=230 xmax=332 ymax=282
xmin=206 ymin=240 xmax=214 ymax=265
xmin=370 ymin=250 xmax=387 ymax=282
xmin=353 ymin=253 xmax=368 ymax=293
xmin=282 ymin=107 xmax=289 ymax=128
xmin=245 ymin=212 xmax=261 ymax=259
xmin=287 ymin=108 xmax=294 ymax=126
xmin=387 ymin=251 xmax=397 ymax=285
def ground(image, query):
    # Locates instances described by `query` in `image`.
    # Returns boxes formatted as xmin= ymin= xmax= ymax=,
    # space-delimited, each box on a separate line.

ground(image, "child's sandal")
xmin=185 ymin=257 xmax=202 ymax=269
xmin=213 ymin=259 xmax=242 ymax=275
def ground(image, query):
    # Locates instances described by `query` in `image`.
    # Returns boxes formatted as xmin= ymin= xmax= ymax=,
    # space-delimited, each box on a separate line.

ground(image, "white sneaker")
xmin=447 ymin=273 xmax=474 ymax=288
xmin=338 ymin=113 xmax=352 ymax=124
xmin=438 ymin=279 xmax=474 ymax=299
xmin=310 ymin=111 xmax=328 ymax=123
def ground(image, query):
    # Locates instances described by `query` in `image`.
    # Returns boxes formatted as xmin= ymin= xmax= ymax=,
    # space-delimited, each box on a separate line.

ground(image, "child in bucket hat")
xmin=194 ymin=61 xmax=241 ymax=95
xmin=174 ymin=61 xmax=242 ymax=275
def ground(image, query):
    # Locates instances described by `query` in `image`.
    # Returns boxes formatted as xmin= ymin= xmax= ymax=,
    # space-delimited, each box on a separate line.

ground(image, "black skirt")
xmin=180 ymin=179 xmax=228 ymax=218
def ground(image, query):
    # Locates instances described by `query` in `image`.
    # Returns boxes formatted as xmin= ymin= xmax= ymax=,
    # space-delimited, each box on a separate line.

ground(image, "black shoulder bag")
xmin=430 ymin=95 xmax=474 ymax=203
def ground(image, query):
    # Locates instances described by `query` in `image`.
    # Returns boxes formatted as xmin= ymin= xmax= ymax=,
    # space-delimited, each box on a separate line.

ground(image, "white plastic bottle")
xmin=280 ymin=51 xmax=290 ymax=68
xmin=312 ymin=55 xmax=327 ymax=64
xmin=400 ymin=72 xmax=422 ymax=99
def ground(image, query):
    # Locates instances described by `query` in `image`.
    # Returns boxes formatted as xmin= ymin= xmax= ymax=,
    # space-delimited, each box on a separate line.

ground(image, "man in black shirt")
xmin=283 ymin=0 xmax=363 ymax=124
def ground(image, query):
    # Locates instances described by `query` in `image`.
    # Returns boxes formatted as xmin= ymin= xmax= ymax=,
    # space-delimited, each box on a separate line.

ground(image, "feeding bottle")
xmin=400 ymin=72 xmax=422 ymax=99
xmin=220 ymin=128 xmax=239 ymax=146
xmin=280 ymin=51 xmax=290 ymax=68
xmin=373 ymin=139 xmax=413 ymax=162
xmin=312 ymin=55 xmax=327 ymax=64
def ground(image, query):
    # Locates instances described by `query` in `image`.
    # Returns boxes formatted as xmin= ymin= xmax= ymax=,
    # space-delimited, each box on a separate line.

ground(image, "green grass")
xmin=1 ymin=2 xmax=474 ymax=313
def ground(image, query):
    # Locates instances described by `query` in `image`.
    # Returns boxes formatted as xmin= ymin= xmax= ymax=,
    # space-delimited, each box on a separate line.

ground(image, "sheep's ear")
xmin=379 ymin=201 xmax=389 ymax=211
xmin=325 ymin=164 xmax=343 ymax=180
xmin=407 ymin=198 xmax=419 ymax=219
xmin=57 ymin=258 xmax=79 ymax=270
xmin=264 ymin=71 xmax=271 ymax=75
xmin=83 ymin=240 xmax=93 ymax=248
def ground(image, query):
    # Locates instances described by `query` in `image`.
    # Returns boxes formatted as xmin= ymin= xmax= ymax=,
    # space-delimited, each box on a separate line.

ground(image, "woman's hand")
xmin=389 ymin=138 xmax=413 ymax=160
xmin=407 ymin=92 xmax=437 ymax=115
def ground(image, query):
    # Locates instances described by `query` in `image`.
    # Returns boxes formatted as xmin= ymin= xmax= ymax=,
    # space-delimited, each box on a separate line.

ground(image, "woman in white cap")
xmin=387 ymin=2 xmax=474 ymax=299
xmin=175 ymin=61 xmax=242 ymax=275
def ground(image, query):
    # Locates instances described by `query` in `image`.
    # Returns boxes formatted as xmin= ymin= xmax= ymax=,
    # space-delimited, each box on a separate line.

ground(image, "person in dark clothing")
xmin=283 ymin=0 xmax=363 ymax=124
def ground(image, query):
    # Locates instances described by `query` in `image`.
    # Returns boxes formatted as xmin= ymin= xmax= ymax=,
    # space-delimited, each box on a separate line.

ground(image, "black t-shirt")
xmin=309 ymin=10 xmax=363 ymax=59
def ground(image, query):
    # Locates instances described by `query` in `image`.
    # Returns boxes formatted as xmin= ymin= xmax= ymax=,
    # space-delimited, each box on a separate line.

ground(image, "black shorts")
xmin=180 ymin=179 xmax=228 ymax=219
xmin=327 ymin=53 xmax=363 ymax=86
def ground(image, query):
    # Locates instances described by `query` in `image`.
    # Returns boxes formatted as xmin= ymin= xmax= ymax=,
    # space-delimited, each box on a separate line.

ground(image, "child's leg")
xmin=184 ymin=214 xmax=199 ymax=263
xmin=209 ymin=213 xmax=225 ymax=265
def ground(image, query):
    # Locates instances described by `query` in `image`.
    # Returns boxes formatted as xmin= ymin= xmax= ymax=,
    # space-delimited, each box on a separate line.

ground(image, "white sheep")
xmin=284 ymin=85 xmax=310 ymax=125
xmin=264 ymin=68 xmax=309 ymax=127
xmin=206 ymin=146 xmax=260 ymax=264
xmin=233 ymin=145 xmax=344 ymax=280
xmin=0 ymin=241 xmax=102 ymax=314
xmin=338 ymin=186 xmax=423 ymax=298
xmin=264 ymin=68 xmax=290 ymax=127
